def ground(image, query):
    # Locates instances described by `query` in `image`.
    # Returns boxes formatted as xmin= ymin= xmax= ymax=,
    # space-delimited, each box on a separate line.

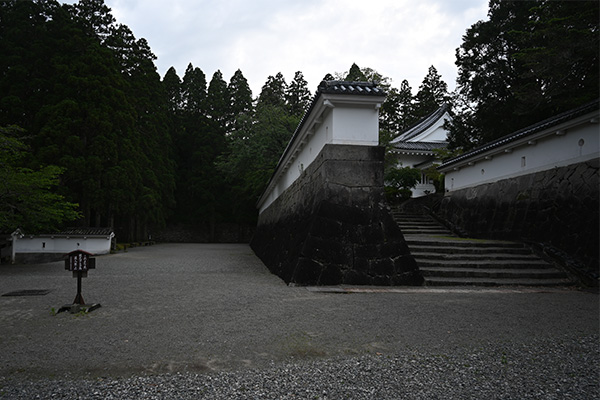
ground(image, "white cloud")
xmin=95 ymin=0 xmax=489 ymax=96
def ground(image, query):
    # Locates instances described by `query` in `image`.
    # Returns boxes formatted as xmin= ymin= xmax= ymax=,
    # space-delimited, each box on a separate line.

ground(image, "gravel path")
xmin=0 ymin=244 xmax=598 ymax=399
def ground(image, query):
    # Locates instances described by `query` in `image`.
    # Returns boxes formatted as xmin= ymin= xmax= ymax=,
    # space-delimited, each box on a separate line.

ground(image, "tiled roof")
xmin=440 ymin=99 xmax=600 ymax=169
xmin=392 ymin=104 xmax=449 ymax=142
xmin=392 ymin=141 xmax=448 ymax=152
xmin=317 ymin=80 xmax=386 ymax=96
xmin=12 ymin=227 xmax=114 ymax=238
xmin=56 ymin=228 xmax=114 ymax=236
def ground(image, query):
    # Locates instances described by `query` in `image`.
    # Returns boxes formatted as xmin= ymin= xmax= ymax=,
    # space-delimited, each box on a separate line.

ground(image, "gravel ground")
xmin=1 ymin=334 xmax=598 ymax=399
xmin=0 ymin=244 xmax=598 ymax=399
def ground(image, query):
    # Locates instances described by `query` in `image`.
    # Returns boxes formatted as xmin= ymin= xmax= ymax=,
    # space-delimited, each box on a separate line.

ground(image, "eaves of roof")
xmin=392 ymin=141 xmax=448 ymax=152
xmin=392 ymin=104 xmax=449 ymax=142
xmin=439 ymin=99 xmax=600 ymax=171
xmin=55 ymin=228 xmax=114 ymax=236
xmin=13 ymin=227 xmax=115 ymax=238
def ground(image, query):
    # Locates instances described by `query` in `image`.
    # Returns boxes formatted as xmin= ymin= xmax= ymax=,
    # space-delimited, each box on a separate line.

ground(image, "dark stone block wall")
xmin=251 ymin=144 xmax=422 ymax=286
xmin=437 ymin=159 xmax=599 ymax=281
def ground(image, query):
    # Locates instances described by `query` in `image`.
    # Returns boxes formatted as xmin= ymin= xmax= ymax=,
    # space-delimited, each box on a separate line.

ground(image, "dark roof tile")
xmin=392 ymin=141 xmax=448 ymax=151
xmin=317 ymin=80 xmax=386 ymax=96
xmin=55 ymin=228 xmax=114 ymax=236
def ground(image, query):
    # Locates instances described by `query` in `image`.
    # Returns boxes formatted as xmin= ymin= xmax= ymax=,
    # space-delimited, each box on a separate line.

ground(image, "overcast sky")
xmin=68 ymin=0 xmax=490 ymax=96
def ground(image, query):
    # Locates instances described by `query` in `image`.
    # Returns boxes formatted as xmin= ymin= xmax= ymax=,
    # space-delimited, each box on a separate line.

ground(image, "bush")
xmin=384 ymin=166 xmax=420 ymax=203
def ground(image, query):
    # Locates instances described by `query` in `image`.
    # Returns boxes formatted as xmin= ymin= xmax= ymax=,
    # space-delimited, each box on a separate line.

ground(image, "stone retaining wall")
xmin=437 ymin=159 xmax=599 ymax=280
xmin=251 ymin=144 xmax=422 ymax=286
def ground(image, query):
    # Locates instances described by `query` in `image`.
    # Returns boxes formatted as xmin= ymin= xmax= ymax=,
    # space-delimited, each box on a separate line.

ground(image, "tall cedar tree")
xmin=257 ymin=72 xmax=287 ymax=108
xmin=163 ymin=67 xmax=183 ymax=113
xmin=206 ymin=70 xmax=230 ymax=130
xmin=228 ymin=69 xmax=253 ymax=119
xmin=217 ymin=73 xmax=301 ymax=223
xmin=412 ymin=66 xmax=449 ymax=120
xmin=286 ymin=71 xmax=312 ymax=117
xmin=380 ymin=79 xmax=415 ymax=137
xmin=345 ymin=63 xmax=367 ymax=81
xmin=0 ymin=0 xmax=175 ymax=239
xmin=173 ymin=64 xmax=208 ymax=224
xmin=104 ymin=23 xmax=176 ymax=240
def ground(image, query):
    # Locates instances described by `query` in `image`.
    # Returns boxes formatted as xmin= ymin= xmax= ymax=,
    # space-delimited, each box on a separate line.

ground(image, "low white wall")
xmin=13 ymin=236 xmax=112 ymax=255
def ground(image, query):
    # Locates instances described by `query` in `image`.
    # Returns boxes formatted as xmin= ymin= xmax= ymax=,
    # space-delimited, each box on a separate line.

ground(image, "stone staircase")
xmin=391 ymin=207 xmax=574 ymax=287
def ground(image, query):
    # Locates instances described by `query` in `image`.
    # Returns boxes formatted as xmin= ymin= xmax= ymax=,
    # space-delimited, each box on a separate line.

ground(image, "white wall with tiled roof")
xmin=440 ymin=109 xmax=599 ymax=192
xmin=10 ymin=229 xmax=114 ymax=262
xmin=258 ymin=83 xmax=385 ymax=213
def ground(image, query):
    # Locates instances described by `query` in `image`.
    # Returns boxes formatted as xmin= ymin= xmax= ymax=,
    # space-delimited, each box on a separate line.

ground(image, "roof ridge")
xmin=317 ymin=80 xmax=386 ymax=96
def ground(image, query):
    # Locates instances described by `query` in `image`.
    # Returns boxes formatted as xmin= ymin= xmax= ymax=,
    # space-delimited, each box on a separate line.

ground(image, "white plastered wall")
xmin=444 ymin=119 xmax=599 ymax=192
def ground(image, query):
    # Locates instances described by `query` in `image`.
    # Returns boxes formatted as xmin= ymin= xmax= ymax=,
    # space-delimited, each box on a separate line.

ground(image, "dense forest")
xmin=1 ymin=0 xmax=597 ymax=241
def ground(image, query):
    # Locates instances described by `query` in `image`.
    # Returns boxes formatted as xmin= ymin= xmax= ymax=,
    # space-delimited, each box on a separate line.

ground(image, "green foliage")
xmin=384 ymin=166 xmax=421 ymax=203
xmin=422 ymin=165 xmax=444 ymax=194
xmin=432 ymin=147 xmax=463 ymax=162
xmin=257 ymin=72 xmax=287 ymax=109
xmin=286 ymin=71 xmax=311 ymax=117
xmin=217 ymin=104 xmax=300 ymax=222
xmin=0 ymin=126 xmax=80 ymax=233
xmin=228 ymin=69 xmax=253 ymax=117
xmin=449 ymin=0 xmax=599 ymax=151
xmin=207 ymin=70 xmax=229 ymax=128
xmin=163 ymin=67 xmax=183 ymax=113
xmin=413 ymin=66 xmax=449 ymax=121
xmin=385 ymin=166 xmax=421 ymax=189
xmin=380 ymin=80 xmax=415 ymax=135
xmin=344 ymin=63 xmax=367 ymax=81
xmin=0 ymin=0 xmax=175 ymax=240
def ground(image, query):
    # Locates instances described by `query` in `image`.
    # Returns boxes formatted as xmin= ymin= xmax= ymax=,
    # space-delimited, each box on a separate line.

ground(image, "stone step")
xmin=412 ymin=252 xmax=541 ymax=261
xmin=408 ymin=246 xmax=532 ymax=255
xmin=395 ymin=217 xmax=435 ymax=223
xmin=415 ymin=260 xmax=548 ymax=269
xmin=392 ymin=214 xmax=433 ymax=221
xmin=416 ymin=259 xmax=552 ymax=270
xmin=401 ymin=229 xmax=454 ymax=235
xmin=420 ymin=267 xmax=566 ymax=279
xmin=400 ymin=223 xmax=448 ymax=228
xmin=391 ymin=208 xmax=573 ymax=287
xmin=399 ymin=221 xmax=444 ymax=227
xmin=404 ymin=237 xmax=525 ymax=247
xmin=424 ymin=276 xmax=574 ymax=287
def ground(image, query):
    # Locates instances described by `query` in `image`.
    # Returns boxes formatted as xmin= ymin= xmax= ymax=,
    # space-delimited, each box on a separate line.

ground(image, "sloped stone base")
xmin=251 ymin=144 xmax=422 ymax=286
